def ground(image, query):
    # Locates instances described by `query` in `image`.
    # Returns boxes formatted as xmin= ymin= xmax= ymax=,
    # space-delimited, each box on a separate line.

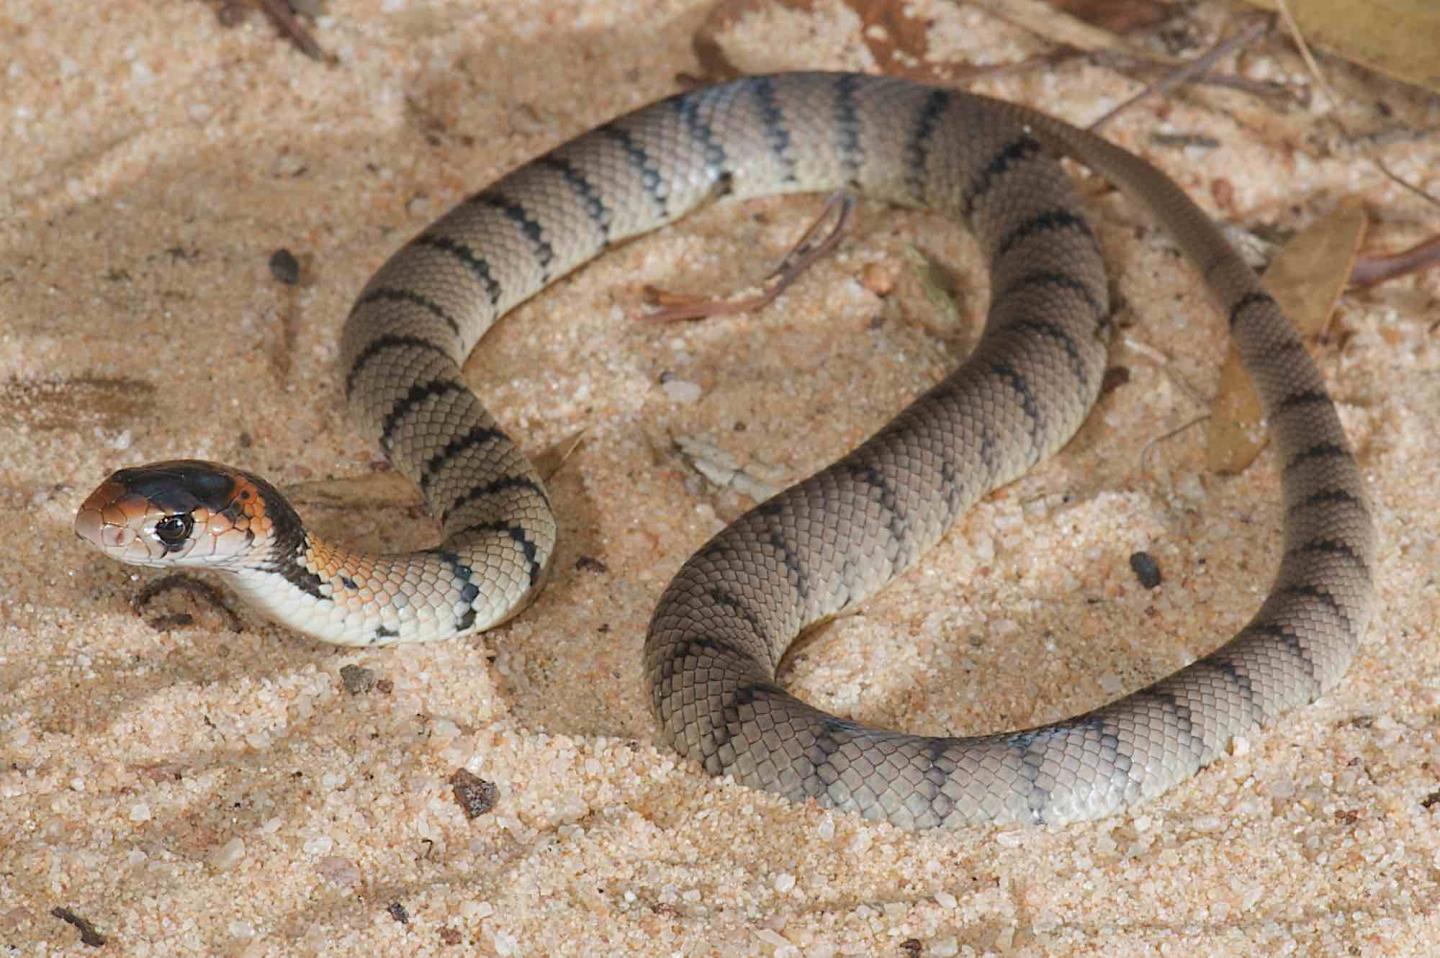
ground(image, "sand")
xmin=3 ymin=1 xmax=1438 ymax=955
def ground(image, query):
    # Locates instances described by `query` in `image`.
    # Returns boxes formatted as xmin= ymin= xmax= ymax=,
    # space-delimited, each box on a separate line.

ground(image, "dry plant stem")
xmin=1087 ymin=18 xmax=1271 ymax=131
xmin=1372 ymin=159 xmax=1440 ymax=211
xmin=1140 ymin=413 xmax=1210 ymax=476
xmin=1274 ymin=0 xmax=1440 ymax=210
xmin=1273 ymin=0 xmax=1337 ymax=108
xmin=642 ymin=190 xmax=856 ymax=322
xmin=256 ymin=0 xmax=328 ymax=61
xmin=1350 ymin=233 xmax=1440 ymax=287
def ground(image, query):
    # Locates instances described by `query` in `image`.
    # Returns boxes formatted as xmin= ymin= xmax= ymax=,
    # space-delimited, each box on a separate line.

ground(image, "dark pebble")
xmin=268 ymin=248 xmax=301 ymax=284
xmin=339 ymin=664 xmax=376 ymax=695
xmin=387 ymin=902 xmax=410 ymax=925
xmin=1129 ymin=551 xmax=1162 ymax=589
xmin=449 ymin=768 xmax=499 ymax=819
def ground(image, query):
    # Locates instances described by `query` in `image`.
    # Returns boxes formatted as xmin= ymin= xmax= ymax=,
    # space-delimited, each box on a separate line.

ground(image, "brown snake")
xmin=75 ymin=73 xmax=1375 ymax=827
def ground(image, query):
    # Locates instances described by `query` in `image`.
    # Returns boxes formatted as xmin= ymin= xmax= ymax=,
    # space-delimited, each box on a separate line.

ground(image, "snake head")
xmin=74 ymin=459 xmax=277 ymax=569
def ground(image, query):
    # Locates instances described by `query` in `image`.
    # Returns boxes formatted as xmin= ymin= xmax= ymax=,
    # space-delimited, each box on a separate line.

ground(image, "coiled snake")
xmin=75 ymin=73 xmax=1375 ymax=827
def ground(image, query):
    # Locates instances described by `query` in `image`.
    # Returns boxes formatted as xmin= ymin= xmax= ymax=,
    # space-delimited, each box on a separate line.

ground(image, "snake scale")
xmin=75 ymin=72 xmax=1375 ymax=827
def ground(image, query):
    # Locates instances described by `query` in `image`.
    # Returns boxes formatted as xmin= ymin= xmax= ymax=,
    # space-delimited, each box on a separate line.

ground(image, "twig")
xmin=256 ymin=0 xmax=329 ymax=61
xmin=641 ymin=191 xmax=856 ymax=322
xmin=1373 ymin=159 xmax=1440 ymax=211
xmin=51 ymin=907 xmax=106 ymax=948
xmin=1274 ymin=0 xmax=1440 ymax=211
xmin=1140 ymin=414 xmax=1210 ymax=475
xmin=1088 ymin=18 xmax=1270 ymax=131
xmin=1273 ymin=0 xmax=1336 ymax=108
xmin=1350 ymin=234 xmax=1440 ymax=288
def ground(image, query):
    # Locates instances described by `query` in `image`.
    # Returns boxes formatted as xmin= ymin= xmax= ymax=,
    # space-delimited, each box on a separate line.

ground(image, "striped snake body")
xmin=75 ymin=73 xmax=1375 ymax=827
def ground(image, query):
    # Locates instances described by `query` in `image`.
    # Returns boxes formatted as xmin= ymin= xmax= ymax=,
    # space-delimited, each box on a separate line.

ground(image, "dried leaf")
xmin=533 ymin=428 xmax=588 ymax=481
xmin=903 ymin=244 xmax=962 ymax=329
xmin=692 ymin=0 xmax=814 ymax=80
xmin=1206 ymin=199 xmax=1367 ymax=473
xmin=972 ymin=0 xmax=1162 ymax=58
xmin=1049 ymin=0 xmax=1171 ymax=34
xmin=1242 ymin=0 xmax=1440 ymax=93
xmin=284 ymin=471 xmax=421 ymax=508
xmin=839 ymin=0 xmax=943 ymax=82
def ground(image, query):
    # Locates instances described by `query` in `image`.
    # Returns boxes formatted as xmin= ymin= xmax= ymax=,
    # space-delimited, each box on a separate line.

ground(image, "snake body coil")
xmin=75 ymin=73 xmax=1375 ymax=827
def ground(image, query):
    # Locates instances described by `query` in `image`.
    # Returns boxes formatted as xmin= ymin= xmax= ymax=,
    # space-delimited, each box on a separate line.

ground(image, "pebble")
xmin=302 ymin=834 xmax=334 ymax=855
xmin=268 ymin=248 xmax=301 ymax=285
xmin=339 ymin=664 xmax=376 ymax=694
xmin=661 ymin=378 xmax=703 ymax=403
xmin=316 ymin=856 xmax=361 ymax=887
xmin=1129 ymin=551 xmax=1163 ymax=589
xmin=450 ymin=768 xmax=499 ymax=818
xmin=208 ymin=837 xmax=246 ymax=872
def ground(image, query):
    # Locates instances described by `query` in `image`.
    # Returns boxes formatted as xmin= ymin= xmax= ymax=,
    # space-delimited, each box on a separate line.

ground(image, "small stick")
xmin=641 ymin=191 xmax=856 ymax=323
xmin=1088 ymin=18 xmax=1270 ymax=131
xmin=1373 ymin=159 xmax=1440 ymax=211
xmin=1140 ymin=414 xmax=1210 ymax=475
xmin=1273 ymin=0 xmax=1440 ymax=211
xmin=1350 ymin=234 xmax=1440 ymax=288
xmin=51 ymin=907 xmax=106 ymax=948
xmin=255 ymin=0 xmax=329 ymax=61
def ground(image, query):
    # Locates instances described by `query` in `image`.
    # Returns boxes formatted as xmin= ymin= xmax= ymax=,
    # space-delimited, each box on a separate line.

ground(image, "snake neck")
xmin=221 ymin=529 xmax=547 ymax=647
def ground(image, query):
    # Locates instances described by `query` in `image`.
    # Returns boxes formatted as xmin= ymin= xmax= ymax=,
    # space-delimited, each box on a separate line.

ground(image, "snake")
xmin=74 ymin=72 xmax=1375 ymax=828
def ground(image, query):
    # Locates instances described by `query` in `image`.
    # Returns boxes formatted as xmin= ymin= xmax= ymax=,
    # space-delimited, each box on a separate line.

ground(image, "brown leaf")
xmin=840 ymin=0 xmax=936 ymax=80
xmin=1049 ymin=0 xmax=1170 ymax=34
xmin=284 ymin=470 xmax=421 ymax=508
xmin=972 ymin=0 xmax=1161 ymax=57
xmin=1242 ymin=0 xmax=1440 ymax=93
xmin=691 ymin=0 xmax=815 ymax=81
xmin=1206 ymin=199 xmax=1367 ymax=474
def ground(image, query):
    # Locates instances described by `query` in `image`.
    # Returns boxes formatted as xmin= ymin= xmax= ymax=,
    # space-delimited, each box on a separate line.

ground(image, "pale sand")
xmin=3 ymin=1 xmax=1438 ymax=955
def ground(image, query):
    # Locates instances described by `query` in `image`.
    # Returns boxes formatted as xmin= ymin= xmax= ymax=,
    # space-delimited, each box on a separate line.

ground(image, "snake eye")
xmin=154 ymin=513 xmax=194 ymax=547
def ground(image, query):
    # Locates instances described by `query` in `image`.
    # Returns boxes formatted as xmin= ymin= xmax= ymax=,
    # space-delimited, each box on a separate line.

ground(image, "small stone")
xmin=316 ymin=856 xmax=361 ymax=887
xmin=661 ymin=378 xmax=702 ymax=403
xmin=773 ymin=872 xmax=795 ymax=893
xmin=1129 ymin=551 xmax=1162 ymax=589
xmin=129 ymin=802 xmax=151 ymax=822
xmin=859 ymin=261 xmax=896 ymax=296
xmin=439 ymin=926 xmax=462 ymax=945
xmin=268 ymin=248 xmax=301 ymax=285
xmin=900 ymin=940 xmax=922 ymax=956
xmin=208 ymin=837 xmax=246 ymax=872
xmin=387 ymin=902 xmax=410 ymax=924
xmin=302 ymin=834 xmax=334 ymax=855
xmin=339 ymin=664 xmax=376 ymax=694
xmin=450 ymin=768 xmax=499 ymax=818
xmin=935 ymin=890 xmax=957 ymax=910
